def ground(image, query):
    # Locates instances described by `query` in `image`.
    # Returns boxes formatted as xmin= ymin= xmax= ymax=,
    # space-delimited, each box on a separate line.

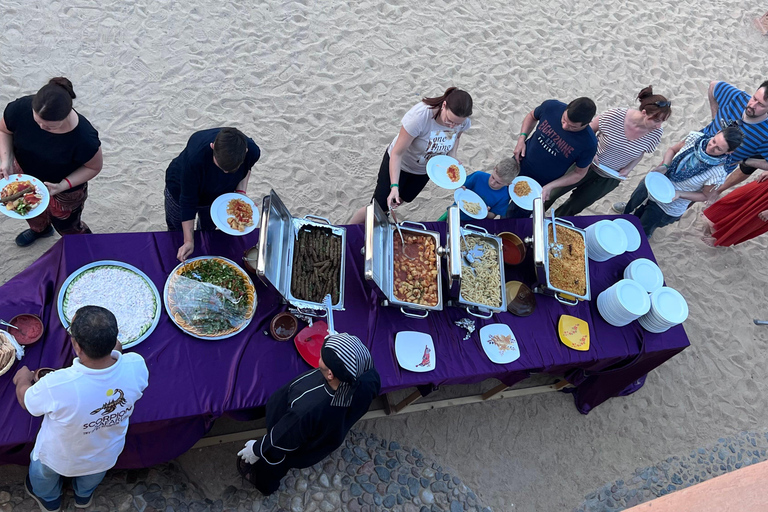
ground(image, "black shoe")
xmin=24 ymin=475 xmax=62 ymax=512
xmin=74 ymin=492 xmax=94 ymax=508
xmin=15 ymin=225 xmax=55 ymax=247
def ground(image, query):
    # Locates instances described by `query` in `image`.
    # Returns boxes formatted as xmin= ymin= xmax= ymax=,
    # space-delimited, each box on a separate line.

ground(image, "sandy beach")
xmin=3 ymin=0 xmax=768 ymax=510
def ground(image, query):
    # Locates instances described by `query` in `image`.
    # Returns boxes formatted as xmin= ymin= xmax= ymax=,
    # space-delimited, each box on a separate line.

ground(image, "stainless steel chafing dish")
xmin=445 ymin=205 xmax=507 ymax=318
xmin=524 ymin=197 xmax=591 ymax=305
xmin=256 ymin=189 xmax=346 ymax=315
xmin=364 ymin=201 xmax=443 ymax=318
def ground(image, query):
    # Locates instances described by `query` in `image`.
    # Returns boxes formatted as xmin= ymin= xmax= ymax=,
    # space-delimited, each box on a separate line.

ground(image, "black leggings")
xmin=371 ymin=149 xmax=430 ymax=212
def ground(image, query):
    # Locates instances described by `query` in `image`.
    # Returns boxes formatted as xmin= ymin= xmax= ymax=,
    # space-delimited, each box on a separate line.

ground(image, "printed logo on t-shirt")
xmin=82 ymin=388 xmax=133 ymax=434
xmin=418 ymin=130 xmax=458 ymax=164
xmin=535 ymin=119 xmax=575 ymax=159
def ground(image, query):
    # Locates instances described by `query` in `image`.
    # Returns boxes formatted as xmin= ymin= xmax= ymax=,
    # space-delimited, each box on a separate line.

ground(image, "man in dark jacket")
xmin=237 ymin=333 xmax=380 ymax=495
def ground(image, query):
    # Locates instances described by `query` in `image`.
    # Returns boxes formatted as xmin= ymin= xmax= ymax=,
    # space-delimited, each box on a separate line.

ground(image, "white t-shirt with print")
xmin=653 ymin=131 xmax=726 ymax=217
xmin=24 ymin=351 xmax=149 ymax=477
xmin=388 ymin=102 xmax=471 ymax=176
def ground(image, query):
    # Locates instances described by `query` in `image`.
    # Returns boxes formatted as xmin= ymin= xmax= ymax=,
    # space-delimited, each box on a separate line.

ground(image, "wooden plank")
xmin=190 ymin=382 xmax=571 ymax=450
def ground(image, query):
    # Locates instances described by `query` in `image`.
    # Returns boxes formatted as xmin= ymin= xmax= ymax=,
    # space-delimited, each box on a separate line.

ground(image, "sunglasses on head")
xmin=653 ymin=100 xmax=671 ymax=108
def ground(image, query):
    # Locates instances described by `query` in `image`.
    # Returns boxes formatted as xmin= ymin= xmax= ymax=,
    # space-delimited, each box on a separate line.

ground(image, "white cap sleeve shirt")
xmin=388 ymin=102 xmax=471 ymax=176
xmin=24 ymin=351 xmax=149 ymax=477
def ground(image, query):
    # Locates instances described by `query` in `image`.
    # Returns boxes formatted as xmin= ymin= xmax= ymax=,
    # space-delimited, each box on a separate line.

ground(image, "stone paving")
xmin=0 ymin=430 xmax=491 ymax=512
xmin=573 ymin=431 xmax=768 ymax=512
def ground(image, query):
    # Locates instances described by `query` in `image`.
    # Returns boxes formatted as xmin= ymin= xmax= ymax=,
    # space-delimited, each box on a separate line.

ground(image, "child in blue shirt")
xmin=441 ymin=157 xmax=518 ymax=221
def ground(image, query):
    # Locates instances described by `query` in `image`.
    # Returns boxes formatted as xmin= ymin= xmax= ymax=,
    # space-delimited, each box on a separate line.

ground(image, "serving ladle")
xmin=0 ymin=319 xmax=20 ymax=332
xmin=389 ymin=208 xmax=416 ymax=260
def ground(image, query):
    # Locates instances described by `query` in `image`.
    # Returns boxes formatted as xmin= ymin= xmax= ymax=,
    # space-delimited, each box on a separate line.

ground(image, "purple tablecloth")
xmin=0 ymin=216 xmax=689 ymax=468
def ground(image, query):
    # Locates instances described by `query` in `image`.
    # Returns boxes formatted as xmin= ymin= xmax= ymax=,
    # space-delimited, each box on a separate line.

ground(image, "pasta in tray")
xmin=460 ymin=235 xmax=502 ymax=308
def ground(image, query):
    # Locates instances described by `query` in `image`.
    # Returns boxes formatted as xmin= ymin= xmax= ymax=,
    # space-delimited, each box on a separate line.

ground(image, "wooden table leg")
xmin=391 ymin=390 xmax=423 ymax=414
xmin=481 ymin=382 xmax=509 ymax=400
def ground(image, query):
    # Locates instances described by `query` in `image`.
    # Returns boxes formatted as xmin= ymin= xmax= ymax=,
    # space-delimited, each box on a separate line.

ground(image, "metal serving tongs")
xmin=0 ymin=319 xmax=20 ymax=332
xmin=323 ymin=294 xmax=338 ymax=335
xmin=389 ymin=208 xmax=416 ymax=260
xmin=549 ymin=209 xmax=563 ymax=258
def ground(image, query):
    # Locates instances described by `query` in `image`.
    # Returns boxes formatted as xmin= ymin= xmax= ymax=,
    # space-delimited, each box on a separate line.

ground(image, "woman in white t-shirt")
xmin=545 ymin=86 xmax=671 ymax=216
xmin=349 ymin=87 xmax=473 ymax=224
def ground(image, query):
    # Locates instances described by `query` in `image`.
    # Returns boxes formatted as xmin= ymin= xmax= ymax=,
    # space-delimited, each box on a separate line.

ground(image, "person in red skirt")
xmin=702 ymin=172 xmax=768 ymax=246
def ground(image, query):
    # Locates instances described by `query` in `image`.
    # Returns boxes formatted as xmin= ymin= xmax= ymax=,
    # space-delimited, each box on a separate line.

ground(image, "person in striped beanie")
xmin=236 ymin=333 xmax=380 ymax=495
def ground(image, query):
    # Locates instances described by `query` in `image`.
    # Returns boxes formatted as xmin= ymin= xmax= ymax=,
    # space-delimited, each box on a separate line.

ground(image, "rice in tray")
xmin=547 ymin=224 xmax=586 ymax=297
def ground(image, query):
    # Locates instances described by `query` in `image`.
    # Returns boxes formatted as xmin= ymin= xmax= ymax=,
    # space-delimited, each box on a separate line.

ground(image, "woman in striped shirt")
xmin=544 ymin=86 xmax=670 ymax=216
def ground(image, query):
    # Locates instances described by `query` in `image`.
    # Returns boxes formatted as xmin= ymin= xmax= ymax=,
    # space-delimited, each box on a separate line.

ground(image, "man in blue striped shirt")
xmin=703 ymin=80 xmax=768 ymax=195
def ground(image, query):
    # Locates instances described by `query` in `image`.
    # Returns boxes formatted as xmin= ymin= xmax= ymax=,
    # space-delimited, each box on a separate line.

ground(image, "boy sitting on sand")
xmin=444 ymin=157 xmax=518 ymax=220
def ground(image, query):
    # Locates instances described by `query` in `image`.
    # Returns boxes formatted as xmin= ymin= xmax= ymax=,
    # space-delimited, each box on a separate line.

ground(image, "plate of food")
xmin=211 ymin=193 xmax=258 ymax=236
xmin=0 ymin=174 xmax=50 ymax=220
xmin=0 ymin=331 xmax=20 ymax=377
xmin=508 ymin=176 xmax=542 ymax=210
xmin=453 ymin=188 xmax=488 ymax=219
xmin=426 ymin=155 xmax=466 ymax=189
xmin=394 ymin=331 xmax=435 ymax=372
xmin=479 ymin=323 xmax=520 ymax=364
xmin=164 ymin=256 xmax=257 ymax=340
xmin=57 ymin=261 xmax=161 ymax=349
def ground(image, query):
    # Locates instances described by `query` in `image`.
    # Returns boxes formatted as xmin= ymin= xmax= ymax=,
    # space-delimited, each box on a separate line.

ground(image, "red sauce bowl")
xmin=498 ymin=232 xmax=526 ymax=265
xmin=9 ymin=314 xmax=44 ymax=345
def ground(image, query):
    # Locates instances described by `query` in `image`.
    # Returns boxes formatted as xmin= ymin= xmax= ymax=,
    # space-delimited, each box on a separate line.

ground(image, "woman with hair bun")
xmin=349 ymin=87 xmax=472 ymax=224
xmin=544 ymin=86 xmax=671 ymax=216
xmin=0 ymin=77 xmax=102 ymax=247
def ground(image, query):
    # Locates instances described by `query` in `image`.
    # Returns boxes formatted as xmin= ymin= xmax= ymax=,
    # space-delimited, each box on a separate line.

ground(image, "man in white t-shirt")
xmin=13 ymin=306 xmax=149 ymax=512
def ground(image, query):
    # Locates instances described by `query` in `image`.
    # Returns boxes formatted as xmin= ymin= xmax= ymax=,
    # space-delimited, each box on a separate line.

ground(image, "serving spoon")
xmin=389 ymin=208 xmax=415 ymax=260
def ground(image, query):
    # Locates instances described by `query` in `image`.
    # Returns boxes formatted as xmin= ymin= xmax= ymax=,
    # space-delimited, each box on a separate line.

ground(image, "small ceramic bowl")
xmin=270 ymin=312 xmax=298 ymax=341
xmin=497 ymin=232 xmax=526 ymax=265
xmin=505 ymin=281 xmax=536 ymax=317
xmin=242 ymin=244 xmax=260 ymax=274
xmin=9 ymin=314 xmax=44 ymax=345
xmin=33 ymin=367 xmax=56 ymax=382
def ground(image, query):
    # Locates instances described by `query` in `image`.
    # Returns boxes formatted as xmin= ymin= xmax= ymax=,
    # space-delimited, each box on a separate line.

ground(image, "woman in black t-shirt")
xmin=0 ymin=77 xmax=102 ymax=247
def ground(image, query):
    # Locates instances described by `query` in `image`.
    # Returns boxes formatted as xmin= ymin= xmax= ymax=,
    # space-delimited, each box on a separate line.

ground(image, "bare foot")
xmin=701 ymin=235 xmax=717 ymax=247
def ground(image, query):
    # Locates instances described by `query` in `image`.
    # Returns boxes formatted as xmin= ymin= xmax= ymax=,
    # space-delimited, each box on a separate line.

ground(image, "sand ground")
xmin=2 ymin=0 xmax=768 ymax=510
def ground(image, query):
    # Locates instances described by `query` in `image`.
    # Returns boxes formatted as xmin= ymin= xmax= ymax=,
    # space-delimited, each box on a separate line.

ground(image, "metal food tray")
xmin=257 ymin=189 xmax=346 ymax=315
xmin=444 ymin=205 xmax=506 ymax=318
xmin=364 ymin=201 xmax=443 ymax=318
xmin=527 ymin=198 xmax=590 ymax=305
xmin=164 ymin=256 xmax=257 ymax=340
xmin=57 ymin=260 xmax=162 ymax=349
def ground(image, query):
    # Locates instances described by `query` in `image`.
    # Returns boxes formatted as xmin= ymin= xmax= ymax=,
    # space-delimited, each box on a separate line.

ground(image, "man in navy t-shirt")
xmin=506 ymin=98 xmax=597 ymax=218
xmin=164 ymin=127 xmax=261 ymax=262
xmin=702 ymin=80 xmax=768 ymax=197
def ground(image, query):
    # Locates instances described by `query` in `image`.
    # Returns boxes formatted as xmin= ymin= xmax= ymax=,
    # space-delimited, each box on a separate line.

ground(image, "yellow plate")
xmin=558 ymin=315 xmax=589 ymax=351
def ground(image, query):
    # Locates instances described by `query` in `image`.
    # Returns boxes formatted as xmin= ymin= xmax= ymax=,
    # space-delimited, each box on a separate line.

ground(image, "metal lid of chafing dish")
xmin=256 ymin=189 xmax=292 ymax=296
xmin=445 ymin=205 xmax=462 ymax=287
xmin=531 ymin=197 xmax=546 ymax=266
xmin=364 ymin=200 xmax=391 ymax=295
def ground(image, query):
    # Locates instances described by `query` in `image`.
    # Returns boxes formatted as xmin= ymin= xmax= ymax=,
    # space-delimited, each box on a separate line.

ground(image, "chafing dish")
xmin=445 ymin=205 xmax=506 ymax=318
xmin=524 ymin=198 xmax=590 ymax=305
xmin=256 ymin=190 xmax=346 ymax=315
xmin=364 ymin=201 xmax=443 ymax=318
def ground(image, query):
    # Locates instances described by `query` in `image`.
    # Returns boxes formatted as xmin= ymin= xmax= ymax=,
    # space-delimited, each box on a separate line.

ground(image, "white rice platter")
xmin=57 ymin=260 xmax=161 ymax=349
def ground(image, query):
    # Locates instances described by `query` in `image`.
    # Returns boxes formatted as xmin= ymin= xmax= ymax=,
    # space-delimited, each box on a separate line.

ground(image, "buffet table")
xmin=0 ymin=216 xmax=689 ymax=468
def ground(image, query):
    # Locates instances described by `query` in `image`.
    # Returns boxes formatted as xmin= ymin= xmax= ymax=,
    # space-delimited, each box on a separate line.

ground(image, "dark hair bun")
xmin=637 ymin=86 xmax=654 ymax=101
xmin=49 ymin=77 xmax=76 ymax=99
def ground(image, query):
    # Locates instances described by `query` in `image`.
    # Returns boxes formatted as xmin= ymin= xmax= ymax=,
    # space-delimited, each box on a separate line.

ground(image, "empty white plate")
xmin=624 ymin=258 xmax=664 ymax=293
xmin=595 ymin=163 xmax=627 ymax=181
xmin=645 ymin=172 xmax=676 ymax=204
xmin=651 ymin=287 xmax=689 ymax=324
xmin=395 ymin=331 xmax=436 ymax=372
xmin=612 ymin=218 xmax=641 ymax=252
xmin=479 ymin=323 xmax=520 ymax=364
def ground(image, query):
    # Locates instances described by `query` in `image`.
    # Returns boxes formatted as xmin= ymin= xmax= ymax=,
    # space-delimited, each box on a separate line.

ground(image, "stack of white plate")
xmin=612 ymin=218 xmax=641 ymax=252
xmin=597 ymin=279 xmax=651 ymax=327
xmin=623 ymin=258 xmax=664 ymax=293
xmin=638 ymin=287 xmax=689 ymax=333
xmin=585 ymin=220 xmax=628 ymax=262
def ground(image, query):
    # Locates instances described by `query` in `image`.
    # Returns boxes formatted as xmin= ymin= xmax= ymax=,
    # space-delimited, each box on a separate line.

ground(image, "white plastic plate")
xmin=645 ymin=172 xmax=676 ymax=204
xmin=210 ymin=193 xmax=259 ymax=236
xmin=508 ymin=177 xmax=542 ymax=210
xmin=0 ymin=174 xmax=50 ymax=220
xmin=395 ymin=331 xmax=436 ymax=372
xmin=479 ymin=323 xmax=520 ymax=365
xmin=453 ymin=188 xmax=488 ymax=219
xmin=426 ymin=155 xmax=466 ymax=189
